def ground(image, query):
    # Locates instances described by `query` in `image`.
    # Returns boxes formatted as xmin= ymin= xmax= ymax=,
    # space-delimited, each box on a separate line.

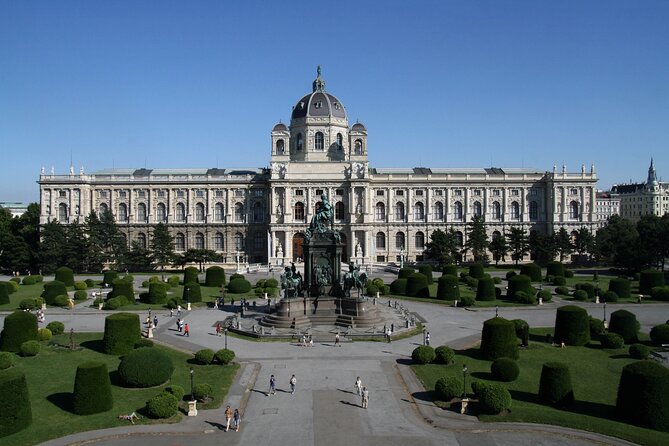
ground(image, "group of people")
xmin=355 ymin=376 xmax=370 ymax=409
xmin=300 ymin=334 xmax=314 ymax=347
xmin=267 ymin=374 xmax=297 ymax=396
xmin=175 ymin=318 xmax=189 ymax=336
xmin=224 ymin=405 xmax=241 ymax=432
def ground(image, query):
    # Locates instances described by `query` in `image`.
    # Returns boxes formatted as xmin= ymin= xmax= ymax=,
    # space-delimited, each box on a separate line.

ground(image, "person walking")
xmin=362 ymin=387 xmax=369 ymax=409
xmin=153 ymin=315 xmax=158 ymax=327
xmin=289 ymin=374 xmax=296 ymax=394
xmin=268 ymin=374 xmax=276 ymax=396
xmin=183 ymin=323 xmax=190 ymax=337
xmin=355 ymin=377 xmax=362 ymax=396
xmin=224 ymin=405 xmax=233 ymax=431
xmin=216 ymin=323 xmax=221 ymax=337
xmin=233 ymin=408 xmax=241 ymax=432
xmin=169 ymin=308 xmax=174 ymax=317
xmin=425 ymin=331 xmax=430 ymax=346
xmin=335 ymin=333 xmax=341 ymax=347
xmin=177 ymin=304 xmax=182 ymax=317
xmin=176 ymin=318 xmax=182 ymax=332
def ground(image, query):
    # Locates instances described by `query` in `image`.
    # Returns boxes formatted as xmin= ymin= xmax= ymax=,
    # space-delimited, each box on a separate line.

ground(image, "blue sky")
xmin=1 ymin=0 xmax=668 ymax=204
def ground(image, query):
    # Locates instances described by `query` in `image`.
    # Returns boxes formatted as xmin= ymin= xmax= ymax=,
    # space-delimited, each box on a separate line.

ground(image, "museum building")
xmin=38 ymin=69 xmax=598 ymax=266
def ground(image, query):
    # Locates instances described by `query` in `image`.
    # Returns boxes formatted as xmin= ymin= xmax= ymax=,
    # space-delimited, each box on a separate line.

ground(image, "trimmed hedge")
xmin=215 ymin=349 xmax=235 ymax=365
xmin=0 ymin=311 xmax=38 ymax=353
xmin=539 ymin=362 xmax=574 ymax=407
xmin=164 ymin=385 xmax=185 ymax=401
xmin=0 ymin=352 xmax=14 ymax=370
xmin=41 ymin=281 xmax=67 ymax=305
xmin=600 ymin=332 xmax=625 ymax=349
xmin=442 ymin=264 xmax=458 ymax=276
xmin=639 ymin=269 xmax=664 ymax=294
xmin=629 ymin=344 xmax=651 ymax=360
xmin=74 ymin=281 xmax=87 ymax=291
xmin=478 ymin=383 xmax=512 ymax=414
xmin=552 ymin=276 xmax=567 ymax=286
xmin=193 ymin=383 xmax=213 ymax=402
xmin=205 ymin=266 xmax=226 ymax=287
xmin=608 ymin=309 xmax=639 ymax=344
xmin=73 ymin=290 xmax=87 ymax=300
xmin=228 ymin=278 xmax=251 ymax=294
xmin=511 ymin=319 xmax=530 ymax=346
xmin=574 ymin=283 xmax=595 ymax=300
xmin=118 ymin=348 xmax=174 ymax=388
xmin=468 ymin=263 xmax=485 ymax=279
xmin=194 ymin=349 xmax=215 ymax=365
xmin=20 ymin=341 xmax=40 ymax=357
xmin=406 ymin=273 xmax=429 ymax=298
xmin=0 ymin=283 xmax=8 ymax=305
xmin=73 ymin=362 xmax=113 ymax=415
xmin=37 ymin=328 xmax=52 ymax=341
xmin=108 ymin=278 xmax=135 ymax=302
xmin=398 ymin=267 xmax=415 ymax=279
xmin=650 ymin=324 xmax=669 ymax=346
xmin=54 ymin=267 xmax=75 ymax=287
xmin=651 ymin=286 xmax=669 ymax=301
xmin=102 ymin=313 xmax=141 ymax=355
xmin=182 ymin=282 xmax=202 ymax=302
xmin=102 ymin=271 xmax=118 ymax=287
xmin=412 ymin=346 xmax=436 ymax=364
xmin=520 ymin=263 xmax=542 ymax=282
xmin=537 ymin=289 xmax=552 ymax=303
xmin=146 ymin=392 xmax=178 ymax=419
xmin=589 ymin=317 xmax=605 ymax=337
xmin=546 ymin=261 xmax=565 ymax=278
xmin=389 ymin=278 xmax=408 ymax=295
xmin=507 ymin=275 xmax=532 ymax=300
xmin=573 ymin=290 xmax=588 ymax=301
xmin=46 ymin=321 xmax=64 ymax=335
xmin=616 ymin=360 xmax=669 ymax=431
xmin=141 ymin=282 xmax=169 ymax=304
xmin=555 ymin=286 xmax=570 ymax=296
xmin=480 ymin=317 xmax=519 ymax=360
xmin=608 ymin=278 xmax=631 ymax=299
xmin=418 ymin=265 xmax=434 ymax=285
xmin=0 ymin=368 xmax=32 ymax=436
xmin=476 ymin=277 xmax=496 ymax=301
xmin=491 ymin=357 xmax=520 ymax=382
xmin=184 ymin=266 xmax=200 ymax=284
xmin=554 ymin=305 xmax=590 ymax=346
xmin=434 ymin=345 xmax=454 ymax=365
xmin=436 ymin=275 xmax=459 ymax=300
xmin=602 ymin=291 xmax=618 ymax=303
xmin=435 ymin=376 xmax=461 ymax=401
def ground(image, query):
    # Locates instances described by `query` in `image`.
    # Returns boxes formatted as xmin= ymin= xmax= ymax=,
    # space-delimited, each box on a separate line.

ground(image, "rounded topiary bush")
xmin=19 ymin=340 xmax=40 ymax=357
xmin=589 ymin=317 xmax=605 ymax=337
xmin=412 ymin=346 xmax=436 ymax=364
xmin=609 ymin=278 xmax=631 ymax=299
xmin=146 ymin=392 xmax=178 ymax=419
xmin=537 ymin=289 xmax=552 ymax=303
xmin=85 ymin=278 xmax=96 ymax=288
xmin=602 ymin=291 xmax=618 ymax=303
xmin=118 ymin=348 xmax=174 ymax=388
xmin=442 ymin=264 xmax=458 ymax=276
xmin=478 ymin=383 xmax=512 ymax=414
xmin=651 ymin=286 xmax=669 ymax=301
xmin=468 ymin=263 xmax=485 ymax=279
xmin=539 ymin=362 xmax=574 ymax=407
xmin=21 ymin=276 xmax=37 ymax=286
xmin=555 ymin=286 xmax=570 ymax=296
xmin=46 ymin=321 xmax=64 ymax=336
xmin=141 ymin=282 xmax=168 ymax=304
xmin=520 ymin=263 xmax=542 ymax=282
xmin=365 ymin=283 xmax=379 ymax=297
xmin=480 ymin=317 xmax=519 ymax=360
xmin=398 ymin=267 xmax=415 ymax=279
xmin=53 ymin=294 xmax=70 ymax=307
xmin=205 ymin=266 xmax=226 ymax=287
xmin=0 ymin=368 xmax=32 ymax=436
xmin=164 ymin=385 xmax=185 ymax=401
xmin=554 ymin=305 xmax=590 ymax=346
xmin=406 ymin=273 xmax=429 ymax=298
xmin=73 ymin=290 xmax=87 ymax=301
xmin=215 ymin=349 xmax=235 ymax=365
xmin=640 ymin=269 xmax=665 ymax=295
xmin=41 ymin=281 xmax=67 ymax=305
xmin=228 ymin=278 xmax=251 ymax=294
xmin=573 ymin=289 xmax=588 ymax=301
xmin=515 ymin=291 xmax=536 ymax=305
xmin=73 ymin=281 xmax=87 ymax=291
xmin=37 ymin=328 xmax=52 ymax=341
xmin=546 ymin=261 xmax=565 ymax=278
xmin=650 ymin=324 xmax=669 ymax=346
xmin=576 ymin=283 xmax=596 ymax=299
xmin=102 ymin=271 xmax=118 ymax=287
xmin=0 ymin=283 xmax=9 ymax=305
xmin=600 ymin=332 xmax=625 ymax=349
xmin=458 ymin=294 xmax=475 ymax=307
xmin=616 ymin=360 xmax=669 ymax=431
xmin=629 ymin=344 xmax=651 ymax=360
xmin=436 ymin=275 xmax=459 ymax=300
xmin=507 ymin=275 xmax=532 ymax=300
xmin=564 ymin=270 xmax=574 ymax=278
xmin=418 ymin=265 xmax=434 ymax=285
xmin=108 ymin=278 xmax=134 ymax=302
xmin=434 ymin=345 xmax=455 ymax=365
xmin=491 ymin=357 xmax=520 ymax=382
xmin=389 ymin=278 xmax=408 ymax=295
xmin=193 ymin=383 xmax=213 ymax=402
xmin=265 ymin=278 xmax=279 ymax=288
xmin=194 ymin=348 xmax=215 ymax=365
xmin=0 ymin=352 xmax=14 ymax=370
xmin=435 ymin=376 xmax=461 ymax=401
xmin=552 ymin=276 xmax=567 ymax=286
xmin=608 ymin=309 xmax=639 ymax=344
xmin=183 ymin=266 xmax=199 ymax=284
xmin=0 ymin=311 xmax=38 ymax=352
xmin=54 ymin=266 xmax=75 ymax=287
xmin=102 ymin=313 xmax=141 ymax=355
xmin=476 ymin=277 xmax=496 ymax=301
xmin=73 ymin=361 xmax=113 ymax=415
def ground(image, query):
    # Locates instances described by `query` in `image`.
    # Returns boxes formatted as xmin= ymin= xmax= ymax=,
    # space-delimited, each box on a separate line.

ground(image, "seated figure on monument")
xmin=306 ymin=194 xmax=334 ymax=240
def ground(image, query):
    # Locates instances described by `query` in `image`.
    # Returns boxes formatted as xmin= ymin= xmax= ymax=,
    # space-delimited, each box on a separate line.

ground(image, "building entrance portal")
xmin=292 ymin=233 xmax=305 ymax=262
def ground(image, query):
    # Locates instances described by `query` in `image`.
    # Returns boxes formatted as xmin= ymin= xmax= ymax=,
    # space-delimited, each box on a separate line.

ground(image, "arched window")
xmin=510 ymin=201 xmax=520 ymax=219
xmin=215 ymin=203 xmax=225 ymax=221
xmin=453 ymin=201 xmax=463 ymax=220
xmin=336 ymin=133 xmax=343 ymax=148
xmin=276 ymin=139 xmax=285 ymax=154
xmin=395 ymin=202 xmax=405 ymax=221
xmin=137 ymin=203 xmax=147 ymax=222
xmin=137 ymin=233 xmax=147 ymax=249
xmin=492 ymin=202 xmax=501 ymax=220
xmin=335 ymin=201 xmax=345 ymax=220
xmin=253 ymin=202 xmax=264 ymax=223
xmin=455 ymin=231 xmax=464 ymax=248
xmin=296 ymin=133 xmax=303 ymax=151
xmin=570 ymin=201 xmax=580 ymax=219
xmin=473 ymin=201 xmax=482 ymax=217
xmin=195 ymin=232 xmax=205 ymax=250
xmin=118 ymin=203 xmax=127 ymax=222
xmin=376 ymin=232 xmax=386 ymax=249
xmin=529 ymin=201 xmax=538 ymax=221
xmin=99 ymin=203 xmax=108 ymax=215
xmin=234 ymin=203 xmax=245 ymax=222
xmin=415 ymin=231 xmax=425 ymax=249
xmin=176 ymin=203 xmax=186 ymax=222
xmin=156 ymin=203 xmax=167 ymax=223
xmin=414 ymin=202 xmax=424 ymax=221
xmin=375 ymin=202 xmax=385 ymax=221
xmin=195 ymin=203 xmax=205 ymax=222
xmin=294 ymin=202 xmax=305 ymax=221
xmin=396 ymin=232 xmax=405 ymax=250
xmin=58 ymin=203 xmax=68 ymax=223
xmin=234 ymin=232 xmax=244 ymax=250
xmin=214 ymin=233 xmax=224 ymax=251
xmin=354 ymin=139 xmax=363 ymax=154
xmin=434 ymin=201 xmax=444 ymax=220
xmin=254 ymin=232 xmax=263 ymax=249
xmin=175 ymin=233 xmax=185 ymax=252
xmin=315 ymin=132 xmax=324 ymax=150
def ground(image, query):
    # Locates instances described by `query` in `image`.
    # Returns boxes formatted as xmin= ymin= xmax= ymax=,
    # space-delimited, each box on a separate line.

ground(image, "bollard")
xmin=539 ymin=297 xmax=543 ymax=305
xmin=147 ymin=327 xmax=154 ymax=338
xmin=595 ymin=296 xmax=599 ymax=304
xmin=454 ymin=300 xmax=458 ymax=307
xmin=187 ymin=302 xmax=191 ymax=311
xmin=264 ymin=292 xmax=268 ymax=299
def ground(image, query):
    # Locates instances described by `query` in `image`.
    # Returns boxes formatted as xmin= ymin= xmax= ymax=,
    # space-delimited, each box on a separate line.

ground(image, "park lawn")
xmin=384 ymin=282 xmax=533 ymax=308
xmin=411 ymin=329 xmax=669 ymax=446
xmin=0 ymin=332 xmax=239 ymax=446
xmin=0 ymin=282 xmax=45 ymax=310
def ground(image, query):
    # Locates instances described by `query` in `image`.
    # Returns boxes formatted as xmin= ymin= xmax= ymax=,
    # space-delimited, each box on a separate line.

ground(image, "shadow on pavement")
xmin=411 ymin=390 xmax=435 ymax=402
xmin=205 ymin=420 xmax=226 ymax=431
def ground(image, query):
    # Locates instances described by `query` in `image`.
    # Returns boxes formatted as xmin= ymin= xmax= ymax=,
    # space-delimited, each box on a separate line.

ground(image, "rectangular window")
xmin=137 ymin=190 xmax=146 ymax=198
xmin=235 ymin=189 xmax=244 ymax=197
xmin=215 ymin=190 xmax=224 ymax=197
xmin=253 ymin=189 xmax=264 ymax=197
xmin=570 ymin=188 xmax=578 ymax=196
xmin=316 ymin=189 xmax=324 ymax=196
xmin=100 ymin=190 xmax=108 ymax=198
xmin=529 ymin=189 xmax=538 ymax=196
xmin=395 ymin=190 xmax=404 ymax=196
xmin=157 ymin=190 xmax=166 ymax=198
xmin=415 ymin=190 xmax=423 ymax=196
xmin=511 ymin=190 xmax=519 ymax=196
xmin=473 ymin=189 xmax=481 ymax=196
xmin=434 ymin=190 xmax=443 ymax=196
xmin=59 ymin=190 xmax=67 ymax=197
xmin=336 ymin=189 xmax=344 ymax=196
xmin=493 ymin=190 xmax=500 ymax=197
xmin=295 ymin=190 xmax=304 ymax=196
xmin=196 ymin=190 xmax=204 ymax=198
xmin=118 ymin=190 xmax=127 ymax=198
xmin=376 ymin=190 xmax=384 ymax=196
xmin=176 ymin=190 xmax=185 ymax=198
xmin=454 ymin=190 xmax=462 ymax=196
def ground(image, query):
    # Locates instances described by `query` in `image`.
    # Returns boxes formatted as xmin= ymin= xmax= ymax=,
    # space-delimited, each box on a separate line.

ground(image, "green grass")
xmin=411 ymin=328 xmax=669 ymax=446
xmin=0 ymin=332 xmax=239 ymax=446
xmin=0 ymin=282 xmax=45 ymax=310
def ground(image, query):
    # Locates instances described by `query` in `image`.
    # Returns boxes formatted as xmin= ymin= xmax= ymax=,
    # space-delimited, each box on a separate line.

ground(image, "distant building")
xmin=594 ymin=191 xmax=620 ymax=227
xmin=611 ymin=159 xmax=669 ymax=222
xmin=0 ymin=202 xmax=29 ymax=218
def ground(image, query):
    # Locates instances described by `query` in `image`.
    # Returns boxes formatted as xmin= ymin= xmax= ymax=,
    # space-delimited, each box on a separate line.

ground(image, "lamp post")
xmin=603 ymin=301 xmax=608 ymax=329
xmin=423 ymin=327 xmax=427 ymax=346
xmin=189 ymin=367 xmax=194 ymax=401
xmin=224 ymin=327 xmax=228 ymax=350
xmin=462 ymin=364 xmax=468 ymax=398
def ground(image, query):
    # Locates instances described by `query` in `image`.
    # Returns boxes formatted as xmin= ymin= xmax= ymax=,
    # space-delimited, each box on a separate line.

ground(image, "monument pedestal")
xmin=187 ymin=400 xmax=198 ymax=416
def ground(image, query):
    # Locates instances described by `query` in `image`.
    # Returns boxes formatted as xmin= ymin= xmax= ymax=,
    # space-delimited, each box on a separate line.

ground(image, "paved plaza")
xmin=2 ymin=270 xmax=666 ymax=446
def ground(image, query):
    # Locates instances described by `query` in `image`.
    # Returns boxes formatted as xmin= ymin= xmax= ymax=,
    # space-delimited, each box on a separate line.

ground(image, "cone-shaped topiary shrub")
xmin=146 ymin=392 xmax=178 ymax=419
xmin=406 ymin=273 xmax=429 ymax=297
xmin=554 ymin=305 xmax=590 ymax=346
xmin=0 ymin=311 xmax=38 ymax=352
xmin=73 ymin=361 xmax=113 ymax=415
xmin=102 ymin=271 xmax=118 ymax=287
xmin=468 ymin=263 xmax=485 ymax=279
xmin=639 ymin=269 xmax=664 ymax=294
xmin=546 ymin=261 xmax=565 ymax=278
xmin=650 ymin=324 xmax=669 ymax=345
xmin=228 ymin=278 xmax=251 ymax=294
xmin=390 ymin=278 xmax=408 ymax=295
xmin=54 ymin=266 xmax=75 ymax=287
xmin=476 ymin=277 xmax=496 ymax=301
xmin=102 ymin=313 xmax=140 ymax=355
xmin=107 ymin=278 xmax=134 ymax=302
xmin=0 ymin=368 xmax=32 ymax=436
xmin=411 ymin=346 xmax=435 ymax=364
xmin=507 ymin=275 xmax=533 ymax=300
xmin=205 ymin=266 xmax=226 ymax=287
xmin=418 ymin=265 xmax=433 ymax=285
xmin=0 ymin=283 xmax=9 ymax=305
xmin=436 ymin=275 xmax=459 ymax=300
xmin=140 ymin=282 xmax=169 ymax=304
xmin=608 ymin=278 xmax=631 ymax=299
xmin=491 ymin=357 xmax=520 ymax=382
xmin=608 ymin=309 xmax=640 ymax=344
xmin=435 ymin=376 xmax=461 ymax=401
xmin=182 ymin=282 xmax=202 ymax=302
xmin=434 ymin=345 xmax=454 ymax=364
xmin=520 ymin=263 xmax=542 ymax=282
xmin=215 ymin=349 xmax=235 ymax=364
xmin=183 ymin=266 xmax=199 ymax=284
xmin=41 ymin=281 xmax=67 ymax=305
xmin=398 ymin=267 xmax=415 ymax=279
xmin=118 ymin=348 xmax=174 ymax=388
xmin=480 ymin=317 xmax=519 ymax=360
xmin=478 ymin=383 xmax=512 ymax=414
xmin=616 ymin=360 xmax=669 ymax=431
xmin=539 ymin=362 xmax=574 ymax=407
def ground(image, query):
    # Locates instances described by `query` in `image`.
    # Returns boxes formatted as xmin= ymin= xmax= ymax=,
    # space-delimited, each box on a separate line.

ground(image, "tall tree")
xmin=573 ymin=227 xmax=595 ymax=263
xmin=464 ymin=215 xmax=489 ymax=262
xmin=39 ymin=220 xmax=67 ymax=273
xmin=126 ymin=241 xmax=154 ymax=272
xmin=13 ymin=203 xmax=41 ymax=271
xmin=555 ymin=227 xmax=573 ymax=262
xmin=506 ymin=226 xmax=530 ymax=265
xmin=88 ymin=209 xmax=127 ymax=268
xmin=489 ymin=232 xmax=509 ymax=265
xmin=637 ymin=215 xmax=664 ymax=269
xmin=529 ymin=230 xmax=555 ymax=266
xmin=595 ymin=215 xmax=640 ymax=270
xmin=424 ymin=228 xmax=460 ymax=265
xmin=182 ymin=248 xmax=220 ymax=272
xmin=63 ymin=221 xmax=91 ymax=272
xmin=151 ymin=223 xmax=174 ymax=272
